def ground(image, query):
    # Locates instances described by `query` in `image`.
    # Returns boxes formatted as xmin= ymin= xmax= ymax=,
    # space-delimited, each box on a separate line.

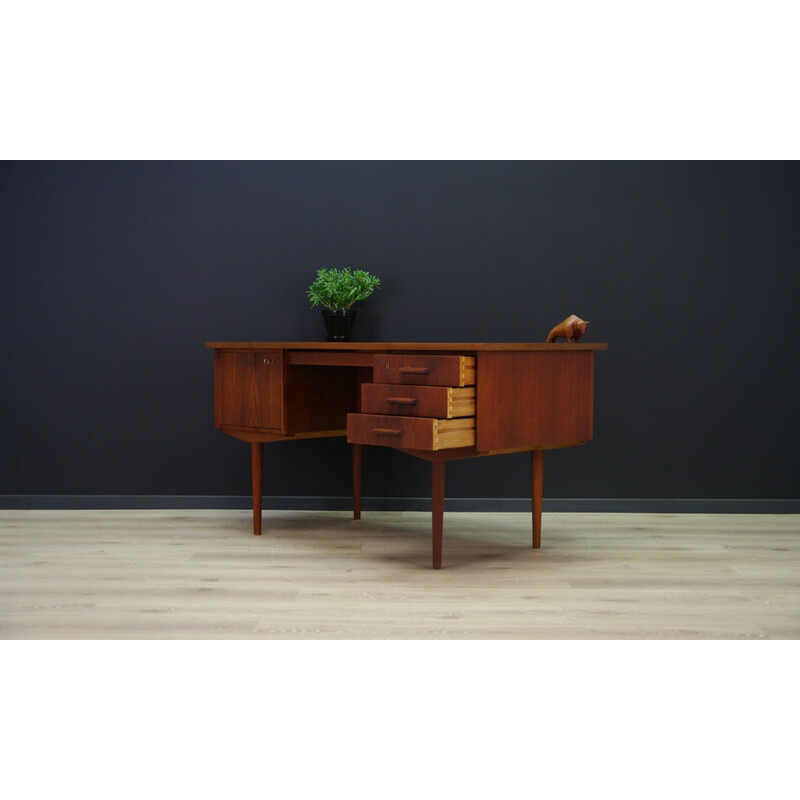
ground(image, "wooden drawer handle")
xmin=386 ymin=397 xmax=418 ymax=405
xmin=398 ymin=367 xmax=430 ymax=374
xmin=372 ymin=427 xmax=402 ymax=436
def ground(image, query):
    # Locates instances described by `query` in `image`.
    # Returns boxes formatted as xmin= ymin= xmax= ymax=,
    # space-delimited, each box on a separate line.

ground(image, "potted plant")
xmin=307 ymin=267 xmax=381 ymax=341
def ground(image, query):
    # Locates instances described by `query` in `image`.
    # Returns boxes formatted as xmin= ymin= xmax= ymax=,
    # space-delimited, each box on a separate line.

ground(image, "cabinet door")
xmin=216 ymin=350 xmax=285 ymax=431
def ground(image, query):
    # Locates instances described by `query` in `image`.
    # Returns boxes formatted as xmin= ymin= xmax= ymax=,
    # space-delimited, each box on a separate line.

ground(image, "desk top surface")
xmin=206 ymin=341 xmax=608 ymax=351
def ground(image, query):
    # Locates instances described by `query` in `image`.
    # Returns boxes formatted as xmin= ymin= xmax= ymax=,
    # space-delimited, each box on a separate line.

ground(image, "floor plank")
xmin=1 ymin=510 xmax=798 ymax=639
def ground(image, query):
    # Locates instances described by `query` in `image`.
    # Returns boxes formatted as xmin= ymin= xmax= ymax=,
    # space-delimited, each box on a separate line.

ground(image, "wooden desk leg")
xmin=352 ymin=444 xmax=362 ymax=520
xmin=432 ymin=460 xmax=445 ymax=569
xmin=531 ymin=450 xmax=543 ymax=549
xmin=251 ymin=442 xmax=263 ymax=536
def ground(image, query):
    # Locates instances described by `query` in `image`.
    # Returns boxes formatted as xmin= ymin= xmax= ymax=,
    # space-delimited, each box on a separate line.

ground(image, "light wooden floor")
xmin=1 ymin=509 xmax=798 ymax=639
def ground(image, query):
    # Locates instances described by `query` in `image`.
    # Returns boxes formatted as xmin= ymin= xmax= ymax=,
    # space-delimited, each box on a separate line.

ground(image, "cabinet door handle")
xmin=398 ymin=367 xmax=430 ymax=375
xmin=372 ymin=427 xmax=402 ymax=436
xmin=386 ymin=397 xmax=417 ymax=405
xmin=264 ymin=358 xmax=274 ymax=366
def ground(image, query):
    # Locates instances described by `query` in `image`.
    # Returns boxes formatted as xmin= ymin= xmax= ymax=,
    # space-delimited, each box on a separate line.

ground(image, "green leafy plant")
xmin=307 ymin=267 xmax=381 ymax=311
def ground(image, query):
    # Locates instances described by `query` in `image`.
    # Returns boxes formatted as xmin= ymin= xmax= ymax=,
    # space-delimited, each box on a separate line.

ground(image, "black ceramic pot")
xmin=322 ymin=308 xmax=357 ymax=342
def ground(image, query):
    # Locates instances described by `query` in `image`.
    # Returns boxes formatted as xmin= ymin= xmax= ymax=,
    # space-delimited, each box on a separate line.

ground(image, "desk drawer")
xmin=374 ymin=354 xmax=476 ymax=386
xmin=360 ymin=383 xmax=476 ymax=418
xmin=347 ymin=413 xmax=475 ymax=450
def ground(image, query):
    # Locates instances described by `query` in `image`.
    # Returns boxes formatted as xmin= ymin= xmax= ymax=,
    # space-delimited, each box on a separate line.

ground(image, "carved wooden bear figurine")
xmin=546 ymin=315 xmax=589 ymax=343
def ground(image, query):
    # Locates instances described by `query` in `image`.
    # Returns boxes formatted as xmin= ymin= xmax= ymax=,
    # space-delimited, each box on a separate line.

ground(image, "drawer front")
xmin=373 ymin=354 xmax=476 ymax=386
xmin=347 ymin=413 xmax=475 ymax=450
xmin=360 ymin=383 xmax=476 ymax=418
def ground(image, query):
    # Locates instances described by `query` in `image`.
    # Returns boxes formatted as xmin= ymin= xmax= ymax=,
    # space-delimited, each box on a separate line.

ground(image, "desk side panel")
xmin=476 ymin=351 xmax=594 ymax=451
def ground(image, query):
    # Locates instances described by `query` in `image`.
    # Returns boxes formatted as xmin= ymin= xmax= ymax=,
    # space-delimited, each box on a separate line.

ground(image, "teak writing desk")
xmin=205 ymin=342 xmax=607 ymax=569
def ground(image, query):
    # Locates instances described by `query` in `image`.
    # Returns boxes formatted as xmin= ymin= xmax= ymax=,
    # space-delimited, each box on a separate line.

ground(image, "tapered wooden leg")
xmin=431 ymin=460 xmax=445 ymax=569
xmin=251 ymin=442 xmax=263 ymax=536
xmin=531 ymin=450 xmax=543 ymax=549
xmin=352 ymin=444 xmax=362 ymax=520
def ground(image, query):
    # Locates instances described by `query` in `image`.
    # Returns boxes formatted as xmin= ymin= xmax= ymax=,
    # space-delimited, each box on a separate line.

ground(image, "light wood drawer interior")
xmin=373 ymin=354 xmax=476 ymax=386
xmin=353 ymin=352 xmax=477 ymax=451
xmin=360 ymin=383 xmax=476 ymax=418
xmin=347 ymin=413 xmax=475 ymax=450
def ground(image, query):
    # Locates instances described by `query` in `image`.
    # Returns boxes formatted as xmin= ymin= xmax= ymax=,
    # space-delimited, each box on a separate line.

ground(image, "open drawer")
xmin=347 ymin=413 xmax=475 ymax=450
xmin=373 ymin=354 xmax=476 ymax=386
xmin=360 ymin=383 xmax=476 ymax=418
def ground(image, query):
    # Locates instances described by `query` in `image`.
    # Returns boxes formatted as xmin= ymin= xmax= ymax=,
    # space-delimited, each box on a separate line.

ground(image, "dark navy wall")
xmin=2 ymin=161 xmax=799 ymax=506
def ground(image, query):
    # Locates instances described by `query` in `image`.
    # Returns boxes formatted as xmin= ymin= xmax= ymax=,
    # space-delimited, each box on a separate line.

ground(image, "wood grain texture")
xmin=373 ymin=354 xmax=476 ymax=387
xmin=352 ymin=444 xmax=362 ymax=520
xmin=251 ymin=443 xmax=263 ymax=535
xmin=476 ymin=351 xmax=594 ymax=451
xmin=532 ymin=450 xmax=543 ymax=549
xmin=360 ymin=384 xmax=476 ymax=419
xmin=347 ymin=413 xmax=476 ymax=450
xmin=212 ymin=428 xmax=346 ymax=444
xmin=286 ymin=351 xmax=375 ymax=367
xmin=207 ymin=342 xmax=608 ymax=352
xmin=1 ymin=510 xmax=797 ymax=639
xmin=216 ymin=350 xmax=285 ymax=431
xmin=431 ymin=462 xmax=445 ymax=569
